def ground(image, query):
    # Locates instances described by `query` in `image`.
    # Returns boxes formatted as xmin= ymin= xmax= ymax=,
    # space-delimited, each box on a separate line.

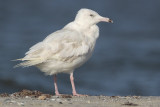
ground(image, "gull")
xmin=14 ymin=8 xmax=113 ymax=96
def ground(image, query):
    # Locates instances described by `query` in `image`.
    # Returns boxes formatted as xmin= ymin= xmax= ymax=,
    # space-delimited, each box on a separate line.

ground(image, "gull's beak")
xmin=99 ymin=16 xmax=113 ymax=23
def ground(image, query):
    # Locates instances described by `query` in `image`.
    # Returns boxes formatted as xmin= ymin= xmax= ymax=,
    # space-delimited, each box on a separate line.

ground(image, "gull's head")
xmin=74 ymin=8 xmax=113 ymax=27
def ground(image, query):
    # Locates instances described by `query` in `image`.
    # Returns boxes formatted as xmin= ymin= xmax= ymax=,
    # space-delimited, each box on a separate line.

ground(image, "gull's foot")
xmin=55 ymin=94 xmax=61 ymax=96
xmin=73 ymin=93 xmax=88 ymax=96
xmin=55 ymin=92 xmax=62 ymax=96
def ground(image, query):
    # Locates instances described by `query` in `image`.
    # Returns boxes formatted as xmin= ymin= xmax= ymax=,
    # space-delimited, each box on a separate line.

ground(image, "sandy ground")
xmin=0 ymin=90 xmax=160 ymax=107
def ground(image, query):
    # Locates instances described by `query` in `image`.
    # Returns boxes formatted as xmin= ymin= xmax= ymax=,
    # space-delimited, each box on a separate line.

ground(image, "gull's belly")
xmin=36 ymin=51 xmax=92 ymax=75
xmin=70 ymin=52 xmax=92 ymax=68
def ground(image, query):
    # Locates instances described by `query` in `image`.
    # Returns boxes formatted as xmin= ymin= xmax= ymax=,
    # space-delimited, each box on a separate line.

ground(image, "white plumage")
xmin=14 ymin=8 xmax=113 ymax=96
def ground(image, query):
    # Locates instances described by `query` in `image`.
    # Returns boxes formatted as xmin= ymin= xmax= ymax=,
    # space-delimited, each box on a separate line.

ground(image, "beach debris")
xmin=122 ymin=101 xmax=138 ymax=106
xmin=11 ymin=89 xmax=52 ymax=99
xmin=38 ymin=95 xmax=47 ymax=100
xmin=0 ymin=93 xmax=9 ymax=97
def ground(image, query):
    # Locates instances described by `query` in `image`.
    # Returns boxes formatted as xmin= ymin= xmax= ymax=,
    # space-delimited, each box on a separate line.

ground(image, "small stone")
xmin=133 ymin=96 xmax=140 ymax=99
xmin=59 ymin=102 xmax=63 ymax=104
xmin=67 ymin=98 xmax=71 ymax=101
xmin=51 ymin=99 xmax=55 ymax=101
xmin=10 ymin=100 xmax=16 ymax=103
xmin=3 ymin=99 xmax=11 ymax=103
xmin=68 ymin=102 xmax=72 ymax=104
xmin=3 ymin=99 xmax=16 ymax=104
xmin=17 ymin=102 xmax=24 ymax=106
xmin=87 ymin=101 xmax=90 ymax=104
xmin=56 ymin=99 xmax=62 ymax=102
xmin=25 ymin=96 xmax=29 ymax=98
xmin=122 ymin=101 xmax=138 ymax=106
xmin=38 ymin=95 xmax=47 ymax=100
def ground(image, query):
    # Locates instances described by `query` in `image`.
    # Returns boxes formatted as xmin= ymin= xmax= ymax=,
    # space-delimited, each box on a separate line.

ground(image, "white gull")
xmin=14 ymin=8 xmax=113 ymax=96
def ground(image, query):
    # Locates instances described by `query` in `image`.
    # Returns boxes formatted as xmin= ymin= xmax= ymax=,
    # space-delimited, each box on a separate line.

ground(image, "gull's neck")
xmin=64 ymin=21 xmax=99 ymax=41
xmin=64 ymin=21 xmax=94 ymax=31
xmin=63 ymin=21 xmax=99 ymax=50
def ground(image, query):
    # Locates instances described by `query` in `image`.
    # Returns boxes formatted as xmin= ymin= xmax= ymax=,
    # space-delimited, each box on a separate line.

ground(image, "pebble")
xmin=3 ymin=99 xmax=11 ymax=103
xmin=87 ymin=100 xmax=91 ymax=103
xmin=17 ymin=102 xmax=24 ymax=106
xmin=25 ymin=96 xmax=29 ymax=98
xmin=59 ymin=102 xmax=63 ymax=104
xmin=3 ymin=99 xmax=16 ymax=104
xmin=38 ymin=95 xmax=47 ymax=100
xmin=51 ymin=98 xmax=55 ymax=101
xmin=56 ymin=98 xmax=62 ymax=102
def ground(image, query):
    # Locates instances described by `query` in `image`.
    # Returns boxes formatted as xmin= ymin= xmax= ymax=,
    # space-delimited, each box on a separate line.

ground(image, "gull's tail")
xmin=12 ymin=58 xmax=42 ymax=68
xmin=13 ymin=41 xmax=49 ymax=68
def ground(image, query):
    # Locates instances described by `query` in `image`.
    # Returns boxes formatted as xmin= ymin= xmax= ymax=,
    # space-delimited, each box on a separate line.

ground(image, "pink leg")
xmin=70 ymin=72 xmax=84 ymax=96
xmin=70 ymin=73 xmax=77 ymax=95
xmin=54 ymin=74 xmax=60 ymax=96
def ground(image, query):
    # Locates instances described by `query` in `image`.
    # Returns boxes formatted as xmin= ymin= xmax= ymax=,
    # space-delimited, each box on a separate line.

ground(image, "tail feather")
xmin=13 ymin=42 xmax=49 ymax=68
xmin=12 ymin=58 xmax=42 ymax=61
xmin=13 ymin=57 xmax=43 ymax=68
xmin=11 ymin=58 xmax=24 ymax=61
xmin=14 ymin=61 xmax=32 ymax=68
xmin=14 ymin=60 xmax=42 ymax=68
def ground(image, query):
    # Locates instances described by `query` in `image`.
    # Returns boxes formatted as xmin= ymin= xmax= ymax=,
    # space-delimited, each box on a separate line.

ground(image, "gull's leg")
xmin=70 ymin=72 xmax=85 ymax=96
xmin=70 ymin=72 xmax=77 ymax=95
xmin=54 ymin=74 xmax=60 ymax=96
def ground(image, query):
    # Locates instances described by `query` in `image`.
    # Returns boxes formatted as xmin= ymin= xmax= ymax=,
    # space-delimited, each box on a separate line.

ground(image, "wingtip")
xmin=11 ymin=58 xmax=24 ymax=61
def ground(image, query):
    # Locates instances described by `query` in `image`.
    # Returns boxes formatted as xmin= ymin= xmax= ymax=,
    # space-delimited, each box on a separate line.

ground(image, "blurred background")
xmin=0 ymin=0 xmax=160 ymax=96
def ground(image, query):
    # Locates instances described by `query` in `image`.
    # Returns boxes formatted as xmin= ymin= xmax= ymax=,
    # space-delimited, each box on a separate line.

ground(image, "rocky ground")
xmin=0 ymin=89 xmax=160 ymax=107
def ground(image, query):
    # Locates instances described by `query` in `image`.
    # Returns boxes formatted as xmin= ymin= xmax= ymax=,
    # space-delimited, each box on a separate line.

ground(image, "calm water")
xmin=0 ymin=0 xmax=160 ymax=96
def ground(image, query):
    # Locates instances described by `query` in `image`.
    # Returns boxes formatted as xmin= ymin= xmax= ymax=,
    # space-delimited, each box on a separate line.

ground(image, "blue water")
xmin=0 ymin=0 xmax=160 ymax=96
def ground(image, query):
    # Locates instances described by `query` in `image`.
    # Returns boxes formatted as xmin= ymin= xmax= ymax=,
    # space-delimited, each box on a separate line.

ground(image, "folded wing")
xmin=14 ymin=29 xmax=89 ymax=67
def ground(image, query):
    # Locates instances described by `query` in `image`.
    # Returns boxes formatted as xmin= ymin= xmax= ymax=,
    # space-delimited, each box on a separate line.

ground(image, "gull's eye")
xmin=90 ymin=14 xmax=95 ymax=17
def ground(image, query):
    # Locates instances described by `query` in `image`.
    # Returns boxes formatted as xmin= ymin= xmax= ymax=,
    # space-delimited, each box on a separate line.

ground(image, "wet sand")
xmin=0 ymin=90 xmax=160 ymax=107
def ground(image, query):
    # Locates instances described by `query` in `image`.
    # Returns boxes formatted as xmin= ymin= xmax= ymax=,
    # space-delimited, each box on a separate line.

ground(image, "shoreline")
xmin=0 ymin=90 xmax=160 ymax=107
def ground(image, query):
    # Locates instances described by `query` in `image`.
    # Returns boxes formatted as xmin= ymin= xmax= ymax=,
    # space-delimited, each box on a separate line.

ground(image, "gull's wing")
xmin=44 ymin=29 xmax=90 ymax=61
xmin=14 ymin=29 xmax=89 ymax=67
